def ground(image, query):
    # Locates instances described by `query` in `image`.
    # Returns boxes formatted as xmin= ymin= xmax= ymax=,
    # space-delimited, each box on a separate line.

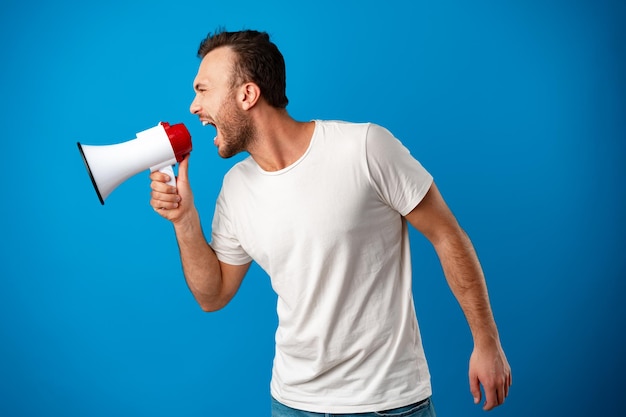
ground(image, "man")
xmin=150 ymin=29 xmax=511 ymax=416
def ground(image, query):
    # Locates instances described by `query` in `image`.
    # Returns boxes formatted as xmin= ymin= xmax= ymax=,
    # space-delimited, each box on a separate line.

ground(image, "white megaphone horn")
xmin=77 ymin=121 xmax=192 ymax=205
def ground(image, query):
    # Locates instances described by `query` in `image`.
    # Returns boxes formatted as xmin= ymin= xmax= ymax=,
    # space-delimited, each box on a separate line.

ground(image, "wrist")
xmin=172 ymin=208 xmax=201 ymax=236
xmin=471 ymin=323 xmax=501 ymax=350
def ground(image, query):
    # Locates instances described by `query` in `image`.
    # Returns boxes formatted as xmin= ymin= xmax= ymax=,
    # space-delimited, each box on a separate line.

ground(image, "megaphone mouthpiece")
xmin=161 ymin=122 xmax=192 ymax=162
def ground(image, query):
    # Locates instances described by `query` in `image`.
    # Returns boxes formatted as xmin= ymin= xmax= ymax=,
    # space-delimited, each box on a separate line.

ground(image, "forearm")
xmin=434 ymin=227 xmax=500 ymax=347
xmin=173 ymin=208 xmax=225 ymax=311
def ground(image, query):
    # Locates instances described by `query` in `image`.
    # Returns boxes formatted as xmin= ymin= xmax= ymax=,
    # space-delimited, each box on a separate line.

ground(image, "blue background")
xmin=1 ymin=0 xmax=624 ymax=415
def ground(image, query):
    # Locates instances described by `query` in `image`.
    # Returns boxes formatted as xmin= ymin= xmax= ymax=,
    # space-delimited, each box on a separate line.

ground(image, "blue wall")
xmin=1 ymin=0 xmax=624 ymax=415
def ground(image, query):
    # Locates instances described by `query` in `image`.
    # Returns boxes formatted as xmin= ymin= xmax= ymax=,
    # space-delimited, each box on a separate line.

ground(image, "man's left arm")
xmin=404 ymin=182 xmax=512 ymax=411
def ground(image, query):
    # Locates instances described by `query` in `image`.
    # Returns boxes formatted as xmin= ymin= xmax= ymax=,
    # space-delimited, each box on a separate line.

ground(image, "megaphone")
xmin=77 ymin=122 xmax=192 ymax=204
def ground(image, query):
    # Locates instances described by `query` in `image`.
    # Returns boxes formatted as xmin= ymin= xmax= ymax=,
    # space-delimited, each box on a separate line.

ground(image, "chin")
xmin=218 ymin=147 xmax=236 ymax=159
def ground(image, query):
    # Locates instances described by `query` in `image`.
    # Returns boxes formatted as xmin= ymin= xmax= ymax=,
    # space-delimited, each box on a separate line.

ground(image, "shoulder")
xmin=314 ymin=119 xmax=372 ymax=137
xmin=312 ymin=120 xmax=378 ymax=156
xmin=314 ymin=120 xmax=399 ymax=144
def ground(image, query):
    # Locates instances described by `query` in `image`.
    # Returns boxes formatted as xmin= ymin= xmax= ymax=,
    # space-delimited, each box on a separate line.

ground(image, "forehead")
xmin=194 ymin=46 xmax=236 ymax=88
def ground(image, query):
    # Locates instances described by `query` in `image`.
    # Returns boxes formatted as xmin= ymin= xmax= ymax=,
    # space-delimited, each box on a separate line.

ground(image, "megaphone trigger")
xmin=154 ymin=164 xmax=177 ymax=187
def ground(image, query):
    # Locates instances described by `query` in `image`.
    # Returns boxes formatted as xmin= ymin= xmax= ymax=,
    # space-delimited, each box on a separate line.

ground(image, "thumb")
xmin=177 ymin=154 xmax=191 ymax=184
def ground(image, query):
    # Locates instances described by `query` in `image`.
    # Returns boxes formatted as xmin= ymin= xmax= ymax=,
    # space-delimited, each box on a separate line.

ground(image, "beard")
xmin=215 ymin=91 xmax=256 ymax=159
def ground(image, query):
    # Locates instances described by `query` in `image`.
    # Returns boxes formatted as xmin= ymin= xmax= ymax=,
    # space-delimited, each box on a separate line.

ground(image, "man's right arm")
xmin=149 ymin=155 xmax=250 ymax=311
xmin=173 ymin=208 xmax=250 ymax=311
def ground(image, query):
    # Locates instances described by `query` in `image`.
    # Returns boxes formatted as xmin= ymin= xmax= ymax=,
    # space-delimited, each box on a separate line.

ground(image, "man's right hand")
xmin=149 ymin=154 xmax=193 ymax=223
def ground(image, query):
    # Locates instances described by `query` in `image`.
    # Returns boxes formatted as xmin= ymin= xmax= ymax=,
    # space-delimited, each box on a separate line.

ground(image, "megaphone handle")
xmin=158 ymin=165 xmax=177 ymax=187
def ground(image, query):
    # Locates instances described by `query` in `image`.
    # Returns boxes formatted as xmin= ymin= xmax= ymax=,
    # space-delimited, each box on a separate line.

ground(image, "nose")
xmin=190 ymin=95 xmax=201 ymax=115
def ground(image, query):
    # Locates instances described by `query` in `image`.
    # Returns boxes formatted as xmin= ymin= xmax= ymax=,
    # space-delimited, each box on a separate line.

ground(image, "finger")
xmin=469 ymin=374 xmax=481 ymax=406
xmin=483 ymin=397 xmax=496 ymax=411
xmin=504 ymin=376 xmax=510 ymax=398
xmin=149 ymin=170 xmax=172 ymax=184
xmin=150 ymin=177 xmax=178 ymax=194
xmin=151 ymin=197 xmax=179 ymax=210
xmin=151 ymin=187 xmax=181 ymax=202
xmin=151 ymin=190 xmax=181 ymax=204
xmin=505 ymin=370 xmax=512 ymax=398
xmin=482 ymin=384 xmax=499 ymax=411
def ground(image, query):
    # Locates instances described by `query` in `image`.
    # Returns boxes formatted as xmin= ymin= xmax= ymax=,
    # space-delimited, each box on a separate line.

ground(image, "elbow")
xmin=197 ymin=297 xmax=228 ymax=313
xmin=199 ymin=303 xmax=224 ymax=313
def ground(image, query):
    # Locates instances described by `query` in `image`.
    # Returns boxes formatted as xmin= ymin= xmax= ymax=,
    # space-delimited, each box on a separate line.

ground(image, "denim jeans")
xmin=271 ymin=397 xmax=436 ymax=417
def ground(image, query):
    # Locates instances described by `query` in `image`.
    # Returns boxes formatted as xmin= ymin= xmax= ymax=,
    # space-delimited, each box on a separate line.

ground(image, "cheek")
xmin=211 ymin=97 xmax=227 ymax=116
xmin=194 ymin=93 xmax=214 ymax=112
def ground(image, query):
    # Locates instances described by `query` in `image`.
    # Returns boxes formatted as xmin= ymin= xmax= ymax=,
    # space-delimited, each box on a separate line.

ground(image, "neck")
xmin=246 ymin=107 xmax=315 ymax=172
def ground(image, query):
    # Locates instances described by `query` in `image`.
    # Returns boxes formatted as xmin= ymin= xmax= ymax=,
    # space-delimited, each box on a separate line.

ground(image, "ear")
xmin=238 ymin=82 xmax=261 ymax=111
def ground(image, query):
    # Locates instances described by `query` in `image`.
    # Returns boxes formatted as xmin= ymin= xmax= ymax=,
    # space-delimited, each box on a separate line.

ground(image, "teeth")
xmin=202 ymin=121 xmax=209 ymax=126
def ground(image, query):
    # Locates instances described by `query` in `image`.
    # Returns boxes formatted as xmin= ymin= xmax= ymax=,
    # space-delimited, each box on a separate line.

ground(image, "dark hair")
xmin=197 ymin=29 xmax=288 ymax=108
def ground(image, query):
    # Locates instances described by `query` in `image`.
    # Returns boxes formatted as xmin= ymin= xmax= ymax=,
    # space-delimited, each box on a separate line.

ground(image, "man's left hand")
xmin=469 ymin=342 xmax=512 ymax=411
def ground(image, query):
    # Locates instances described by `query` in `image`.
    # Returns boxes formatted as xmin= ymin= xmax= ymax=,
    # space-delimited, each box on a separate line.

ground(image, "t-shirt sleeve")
xmin=209 ymin=188 xmax=253 ymax=265
xmin=365 ymin=123 xmax=433 ymax=216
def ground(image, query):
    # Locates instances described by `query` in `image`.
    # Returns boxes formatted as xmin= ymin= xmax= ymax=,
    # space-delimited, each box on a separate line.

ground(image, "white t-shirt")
xmin=210 ymin=121 xmax=434 ymax=413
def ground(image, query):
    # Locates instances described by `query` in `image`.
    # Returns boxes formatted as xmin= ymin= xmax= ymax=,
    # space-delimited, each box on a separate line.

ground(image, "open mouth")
xmin=201 ymin=120 xmax=219 ymax=145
